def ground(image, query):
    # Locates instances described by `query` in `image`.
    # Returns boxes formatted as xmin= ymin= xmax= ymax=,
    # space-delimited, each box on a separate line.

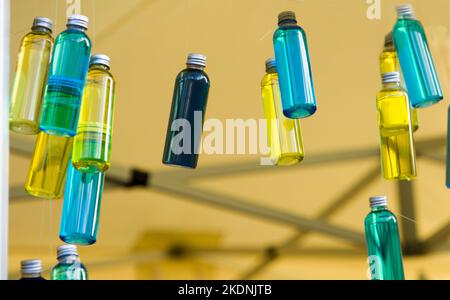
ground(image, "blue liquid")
xmin=364 ymin=206 xmax=405 ymax=280
xmin=162 ymin=67 xmax=210 ymax=168
xmin=393 ymin=17 xmax=443 ymax=108
xmin=40 ymin=27 xmax=91 ymax=137
xmin=59 ymin=164 xmax=105 ymax=245
xmin=273 ymin=25 xmax=316 ymax=119
xmin=447 ymin=106 xmax=450 ymax=188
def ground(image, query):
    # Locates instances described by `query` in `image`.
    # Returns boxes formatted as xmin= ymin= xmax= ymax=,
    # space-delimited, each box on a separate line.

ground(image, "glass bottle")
xmin=393 ymin=4 xmax=443 ymax=108
xmin=51 ymin=245 xmax=88 ymax=280
xmin=380 ymin=31 xmax=419 ymax=132
xmin=24 ymin=132 xmax=73 ymax=199
xmin=60 ymin=164 xmax=105 ymax=245
xmin=261 ymin=58 xmax=304 ymax=166
xmin=20 ymin=259 xmax=46 ymax=280
xmin=376 ymin=72 xmax=416 ymax=180
xmin=364 ymin=196 xmax=405 ymax=280
xmin=162 ymin=53 xmax=210 ymax=168
xmin=9 ymin=17 xmax=53 ymax=135
xmin=273 ymin=11 xmax=316 ymax=119
xmin=72 ymin=54 xmax=116 ymax=173
xmin=39 ymin=14 xmax=91 ymax=137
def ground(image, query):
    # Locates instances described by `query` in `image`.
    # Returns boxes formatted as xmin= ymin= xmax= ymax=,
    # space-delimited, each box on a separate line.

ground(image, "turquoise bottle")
xmin=39 ymin=14 xmax=91 ymax=137
xmin=51 ymin=245 xmax=88 ymax=280
xmin=273 ymin=11 xmax=316 ymax=119
xmin=393 ymin=4 xmax=443 ymax=108
xmin=60 ymin=164 xmax=105 ymax=245
xmin=364 ymin=196 xmax=405 ymax=280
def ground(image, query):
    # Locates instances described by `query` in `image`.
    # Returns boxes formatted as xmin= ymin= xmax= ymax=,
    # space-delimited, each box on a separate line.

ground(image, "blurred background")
xmin=7 ymin=0 xmax=450 ymax=279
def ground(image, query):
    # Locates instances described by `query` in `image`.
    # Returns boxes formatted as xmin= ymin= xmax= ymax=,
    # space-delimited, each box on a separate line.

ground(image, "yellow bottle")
xmin=261 ymin=58 xmax=304 ymax=166
xmin=377 ymin=72 xmax=416 ymax=180
xmin=25 ymin=132 xmax=73 ymax=199
xmin=10 ymin=17 xmax=53 ymax=134
xmin=380 ymin=32 xmax=419 ymax=132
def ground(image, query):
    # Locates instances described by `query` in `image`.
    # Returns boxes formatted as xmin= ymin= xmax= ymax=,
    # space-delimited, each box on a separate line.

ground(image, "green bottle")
xmin=51 ymin=245 xmax=88 ymax=280
xmin=364 ymin=196 xmax=405 ymax=280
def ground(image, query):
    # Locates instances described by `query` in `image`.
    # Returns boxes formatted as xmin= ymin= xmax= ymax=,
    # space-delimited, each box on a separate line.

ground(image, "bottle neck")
xmin=382 ymin=81 xmax=401 ymax=88
xmin=21 ymin=272 xmax=42 ymax=279
xmin=32 ymin=26 xmax=52 ymax=35
xmin=91 ymin=64 xmax=110 ymax=72
xmin=58 ymin=255 xmax=80 ymax=264
xmin=371 ymin=205 xmax=388 ymax=212
xmin=266 ymin=67 xmax=277 ymax=74
xmin=67 ymin=24 xmax=87 ymax=32
xmin=187 ymin=64 xmax=205 ymax=71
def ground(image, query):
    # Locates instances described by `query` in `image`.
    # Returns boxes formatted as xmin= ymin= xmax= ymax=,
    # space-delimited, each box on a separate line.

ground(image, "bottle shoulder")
xmin=274 ymin=25 xmax=305 ymax=38
xmin=56 ymin=29 xmax=91 ymax=46
xmin=23 ymin=31 xmax=54 ymax=44
xmin=365 ymin=210 xmax=398 ymax=225
xmin=177 ymin=68 xmax=210 ymax=84
xmin=88 ymin=68 xmax=115 ymax=81
xmin=377 ymin=86 xmax=407 ymax=99
xmin=394 ymin=18 xmax=424 ymax=33
xmin=261 ymin=72 xmax=278 ymax=87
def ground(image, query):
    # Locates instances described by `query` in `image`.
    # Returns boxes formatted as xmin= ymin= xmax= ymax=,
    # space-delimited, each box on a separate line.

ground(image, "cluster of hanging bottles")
xmin=9 ymin=3 xmax=449 ymax=280
xmin=9 ymin=13 xmax=116 ymax=258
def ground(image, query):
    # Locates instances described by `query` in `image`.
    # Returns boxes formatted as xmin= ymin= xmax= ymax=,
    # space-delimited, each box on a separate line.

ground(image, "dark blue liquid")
xmin=162 ymin=67 xmax=210 ymax=168
xmin=59 ymin=164 xmax=105 ymax=245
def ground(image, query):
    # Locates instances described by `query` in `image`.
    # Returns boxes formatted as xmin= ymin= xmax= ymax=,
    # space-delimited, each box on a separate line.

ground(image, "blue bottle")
xmin=393 ymin=4 xmax=443 ymax=108
xmin=273 ymin=11 xmax=316 ymax=119
xmin=364 ymin=196 xmax=405 ymax=280
xmin=162 ymin=54 xmax=210 ymax=168
xmin=40 ymin=14 xmax=91 ymax=137
xmin=59 ymin=164 xmax=105 ymax=245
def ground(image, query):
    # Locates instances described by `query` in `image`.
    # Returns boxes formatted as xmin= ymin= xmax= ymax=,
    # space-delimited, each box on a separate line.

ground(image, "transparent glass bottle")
xmin=40 ymin=14 xmax=91 ymax=137
xmin=376 ymin=72 xmax=416 ymax=180
xmin=261 ymin=58 xmax=304 ymax=166
xmin=60 ymin=164 xmax=105 ymax=245
xmin=380 ymin=31 xmax=419 ymax=132
xmin=273 ymin=11 xmax=316 ymax=119
xmin=20 ymin=259 xmax=46 ymax=280
xmin=51 ymin=245 xmax=88 ymax=280
xmin=162 ymin=54 xmax=210 ymax=168
xmin=72 ymin=54 xmax=116 ymax=173
xmin=24 ymin=132 xmax=73 ymax=199
xmin=393 ymin=4 xmax=443 ymax=108
xmin=10 ymin=17 xmax=53 ymax=135
xmin=364 ymin=196 xmax=405 ymax=280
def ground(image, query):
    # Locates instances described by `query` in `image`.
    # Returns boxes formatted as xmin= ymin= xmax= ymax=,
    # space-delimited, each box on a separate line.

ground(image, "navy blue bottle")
xmin=162 ymin=54 xmax=210 ymax=168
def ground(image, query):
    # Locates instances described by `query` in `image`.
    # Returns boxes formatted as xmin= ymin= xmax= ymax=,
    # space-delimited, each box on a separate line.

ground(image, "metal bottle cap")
xmin=369 ymin=196 xmax=388 ymax=208
xmin=21 ymin=259 xmax=42 ymax=274
xmin=186 ymin=53 xmax=206 ymax=68
xmin=57 ymin=244 xmax=79 ymax=259
xmin=265 ymin=58 xmax=276 ymax=72
xmin=278 ymin=11 xmax=297 ymax=25
xmin=32 ymin=16 xmax=53 ymax=32
xmin=396 ymin=4 xmax=415 ymax=18
xmin=67 ymin=14 xmax=89 ymax=30
xmin=382 ymin=72 xmax=400 ymax=83
xmin=90 ymin=54 xmax=111 ymax=68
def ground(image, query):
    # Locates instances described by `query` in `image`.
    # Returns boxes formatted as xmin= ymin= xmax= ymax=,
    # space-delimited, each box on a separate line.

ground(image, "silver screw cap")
xmin=67 ymin=14 xmax=89 ymax=30
xmin=369 ymin=196 xmax=388 ymax=208
xmin=21 ymin=259 xmax=42 ymax=274
xmin=90 ymin=54 xmax=111 ymax=68
xmin=187 ymin=53 xmax=206 ymax=68
xmin=32 ymin=16 xmax=53 ymax=32
xmin=57 ymin=244 xmax=79 ymax=259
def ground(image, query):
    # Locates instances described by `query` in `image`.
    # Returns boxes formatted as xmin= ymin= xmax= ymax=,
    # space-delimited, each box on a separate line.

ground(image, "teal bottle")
xmin=393 ymin=4 xmax=443 ymax=108
xmin=51 ymin=245 xmax=88 ymax=280
xmin=364 ymin=196 xmax=405 ymax=280
xmin=447 ymin=106 xmax=450 ymax=188
xmin=20 ymin=260 xmax=46 ymax=280
xmin=59 ymin=164 xmax=105 ymax=245
xmin=40 ymin=14 xmax=91 ymax=137
xmin=273 ymin=11 xmax=316 ymax=119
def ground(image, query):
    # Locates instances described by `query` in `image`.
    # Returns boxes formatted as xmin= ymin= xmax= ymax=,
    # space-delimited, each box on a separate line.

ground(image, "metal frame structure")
xmin=0 ymin=0 xmax=10 ymax=281
xmin=9 ymin=134 xmax=449 ymax=279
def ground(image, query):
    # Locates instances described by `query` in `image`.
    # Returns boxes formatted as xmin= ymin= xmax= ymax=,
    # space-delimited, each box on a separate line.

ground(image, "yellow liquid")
xmin=25 ymin=132 xmax=73 ymax=199
xmin=380 ymin=45 xmax=419 ymax=132
xmin=72 ymin=65 xmax=116 ymax=172
xmin=377 ymin=85 xmax=416 ymax=180
xmin=10 ymin=29 xmax=53 ymax=134
xmin=261 ymin=71 xmax=304 ymax=166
